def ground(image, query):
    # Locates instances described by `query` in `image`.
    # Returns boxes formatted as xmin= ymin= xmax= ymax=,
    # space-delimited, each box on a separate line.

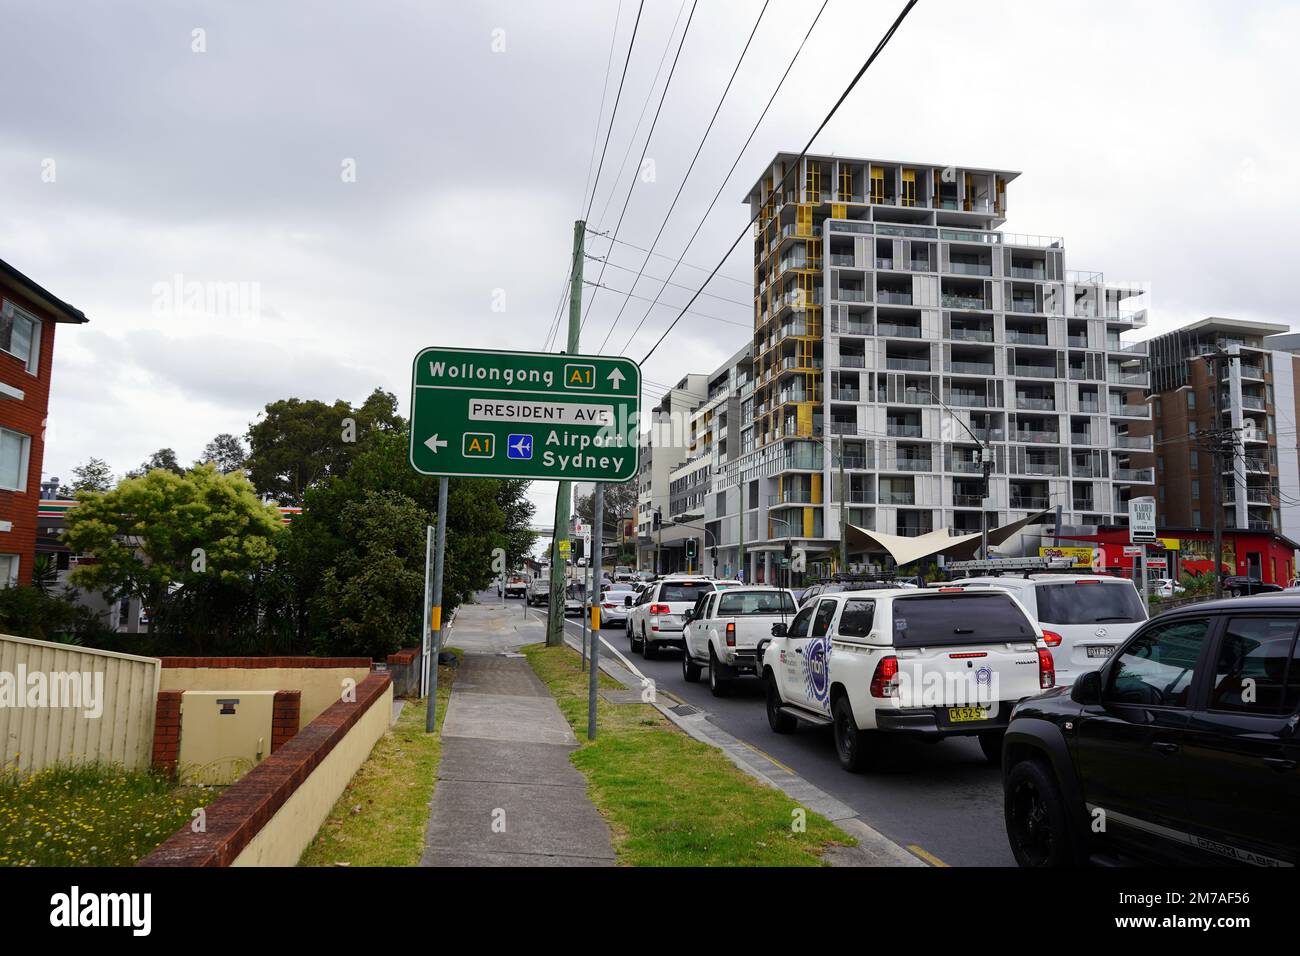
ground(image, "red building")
xmin=1 ymin=258 xmax=88 ymax=587
xmin=1060 ymin=525 xmax=1298 ymax=586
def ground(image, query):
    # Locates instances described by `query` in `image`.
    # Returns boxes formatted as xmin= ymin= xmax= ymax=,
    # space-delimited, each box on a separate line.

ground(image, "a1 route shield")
xmin=408 ymin=346 xmax=641 ymax=482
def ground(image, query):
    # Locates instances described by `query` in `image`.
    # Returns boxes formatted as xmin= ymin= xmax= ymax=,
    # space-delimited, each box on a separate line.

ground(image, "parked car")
xmin=1152 ymin=577 xmax=1186 ymax=598
xmin=798 ymin=580 xmax=900 ymax=607
xmin=681 ymin=587 xmax=799 ymax=695
xmin=626 ymin=576 xmax=718 ymax=658
xmin=588 ymin=586 xmax=638 ymax=627
xmin=526 ymin=574 xmax=550 ymax=607
xmin=761 ymin=588 xmax=1052 ymax=771
xmin=942 ymin=573 xmax=1147 ymax=685
xmin=503 ymin=573 xmax=530 ymax=599
xmin=613 ymin=565 xmax=637 ymax=584
xmin=1222 ymin=575 xmax=1283 ymax=597
xmin=1002 ymin=595 xmax=1300 ymax=867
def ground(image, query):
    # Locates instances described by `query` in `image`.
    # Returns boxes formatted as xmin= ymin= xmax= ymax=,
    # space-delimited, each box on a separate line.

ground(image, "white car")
xmin=625 ymin=576 xmax=718 ymax=658
xmin=589 ymin=587 xmax=638 ymax=627
xmin=760 ymin=588 xmax=1053 ymax=771
xmin=682 ymin=587 xmax=799 ymax=696
xmin=1152 ymin=578 xmax=1186 ymax=598
xmin=940 ymin=574 xmax=1147 ymax=685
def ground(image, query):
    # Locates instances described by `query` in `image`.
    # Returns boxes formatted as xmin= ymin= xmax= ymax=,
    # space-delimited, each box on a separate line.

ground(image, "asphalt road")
xmin=496 ymin=592 xmax=1013 ymax=866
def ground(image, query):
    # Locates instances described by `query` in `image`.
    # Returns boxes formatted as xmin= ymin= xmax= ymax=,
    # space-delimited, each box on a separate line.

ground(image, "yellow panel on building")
xmin=803 ymin=507 xmax=815 ymax=537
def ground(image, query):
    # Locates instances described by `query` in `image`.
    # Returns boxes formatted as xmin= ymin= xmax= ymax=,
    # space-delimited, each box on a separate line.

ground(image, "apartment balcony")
xmin=878 ymin=290 xmax=914 ymax=306
xmin=1009 ymin=496 xmax=1050 ymax=510
xmin=828 ymin=420 xmax=858 ymax=436
xmin=1112 ymin=434 xmax=1153 ymax=450
xmin=1068 ymin=366 xmax=1091 ymax=381
xmin=1230 ymin=363 xmax=1266 ymax=381
xmin=769 ymin=489 xmax=816 ymax=506
xmin=896 ymin=521 xmax=933 ymax=537
xmin=948 ymin=360 xmax=994 ymax=375
xmin=880 ymin=491 xmax=916 ymax=505
xmin=843 ymin=488 xmax=876 ymax=505
xmin=886 ymin=356 xmax=931 ymax=372
xmin=1108 ymin=402 xmax=1150 ymax=418
xmin=1241 ymin=395 xmax=1267 ymax=410
xmin=1107 ymin=369 xmax=1149 ymax=387
xmin=1021 ymin=462 xmax=1062 ymax=477
xmin=1009 ymin=300 xmax=1038 ymax=314
xmin=887 ymin=422 xmax=923 ymax=438
xmin=833 ymin=388 xmax=861 ymax=402
xmin=949 ymin=458 xmax=984 ymax=474
xmin=953 ymin=493 xmax=985 ymax=508
xmin=1107 ymin=339 xmax=1148 ymax=356
xmin=908 ymin=259 xmax=930 ymax=272
xmin=1016 ymin=395 xmax=1056 ymax=411
xmin=1010 ymin=266 xmax=1046 ymax=280
xmin=829 ymin=253 xmax=856 ymax=267
xmin=948 ymin=392 xmax=991 ymax=408
xmin=971 ymin=426 xmax=1005 ymax=443
xmin=894 ymin=456 xmax=933 ymax=472
xmin=949 ymin=327 xmax=994 ymax=343
xmin=1114 ymin=468 xmax=1155 ymax=483
xmin=948 ymin=261 xmax=992 ymax=277
xmin=875 ymin=257 xmax=895 ymax=269
xmin=838 ymin=354 xmax=866 ymax=369
xmin=1071 ymin=464 xmax=1098 ymax=478
xmin=1230 ymin=486 xmax=1273 ymax=505
xmin=1231 ymin=456 xmax=1270 ymax=474
xmin=831 ymin=319 xmax=873 ymax=335
xmin=1013 ymin=429 xmax=1060 ymax=444
xmin=836 ymin=288 xmax=869 ymax=303
xmin=1067 ymin=335 xmax=1089 ymax=349
xmin=1071 ymin=431 xmax=1091 ymax=445
xmin=942 ymin=294 xmax=986 ymax=310
xmin=1072 ymin=499 xmax=1095 ymax=512
xmin=1078 ymin=399 xmax=1101 ymax=413
xmin=780 ymin=356 xmax=823 ymax=371
xmin=1013 ymin=364 xmax=1057 ymax=379
xmin=1006 ymin=331 xmax=1048 ymax=346
xmin=879 ymin=322 xmax=922 ymax=338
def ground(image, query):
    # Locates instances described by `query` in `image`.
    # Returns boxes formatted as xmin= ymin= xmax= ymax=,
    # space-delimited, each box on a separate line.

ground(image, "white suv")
xmin=760 ymin=588 xmax=1052 ymax=770
xmin=941 ymin=573 xmax=1147 ymax=685
xmin=626 ymin=576 xmax=719 ymax=659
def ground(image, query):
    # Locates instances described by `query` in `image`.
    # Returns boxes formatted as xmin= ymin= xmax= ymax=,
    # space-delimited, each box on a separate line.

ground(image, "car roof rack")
xmin=944 ymin=556 xmax=1077 ymax=579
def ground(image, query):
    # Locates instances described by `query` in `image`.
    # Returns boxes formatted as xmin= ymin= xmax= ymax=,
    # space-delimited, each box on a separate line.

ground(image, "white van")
xmin=941 ymin=573 xmax=1147 ymax=685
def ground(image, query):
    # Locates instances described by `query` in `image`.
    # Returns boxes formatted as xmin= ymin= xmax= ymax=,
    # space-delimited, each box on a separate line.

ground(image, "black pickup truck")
xmin=1002 ymin=595 xmax=1299 ymax=867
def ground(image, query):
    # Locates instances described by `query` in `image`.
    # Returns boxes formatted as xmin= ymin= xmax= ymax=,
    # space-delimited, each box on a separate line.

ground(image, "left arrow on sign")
xmin=424 ymin=434 xmax=449 ymax=453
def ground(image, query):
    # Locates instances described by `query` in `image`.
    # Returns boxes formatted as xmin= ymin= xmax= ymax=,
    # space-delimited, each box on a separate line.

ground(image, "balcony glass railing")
xmin=895 ymin=458 xmax=932 ymax=472
xmin=949 ymin=361 xmax=994 ymax=375
xmin=1010 ymin=266 xmax=1046 ymax=280
xmin=1241 ymin=395 xmax=1266 ymax=410
xmin=1016 ymin=395 xmax=1055 ymax=410
xmin=838 ymin=354 xmax=866 ymax=368
xmin=1014 ymin=365 xmax=1057 ymax=378
xmin=887 ymin=423 xmax=923 ymax=438
xmin=1114 ymin=468 xmax=1155 ymax=483
xmin=878 ymin=290 xmax=914 ymax=305
xmin=947 ymin=392 xmax=990 ymax=408
xmin=829 ymin=254 xmax=856 ymax=267
xmin=886 ymin=357 xmax=930 ymax=371
xmin=831 ymin=319 xmax=873 ymax=335
xmin=942 ymin=294 xmax=985 ymax=309
xmin=1006 ymin=331 xmax=1048 ymax=345
xmin=1014 ymin=430 xmax=1060 ymax=444
xmin=1009 ymin=300 xmax=1038 ymax=314
xmin=948 ymin=261 xmax=992 ymax=276
xmin=875 ymin=257 xmax=894 ymax=269
xmin=1108 ymin=403 xmax=1151 ymax=418
xmin=1071 ymin=432 xmax=1091 ymax=445
xmin=953 ymin=494 xmax=985 ymax=508
xmin=879 ymin=323 xmax=922 ymax=338
xmin=1021 ymin=463 xmax=1062 ymax=476
xmin=1067 ymin=336 xmax=1088 ymax=348
xmin=1078 ymin=400 xmax=1101 ymax=413
xmin=1107 ymin=370 xmax=1148 ymax=386
xmin=949 ymin=459 xmax=983 ymax=474
xmin=836 ymin=288 xmax=869 ymax=302
xmin=1009 ymin=496 xmax=1050 ymax=510
xmin=1112 ymin=434 xmax=1153 ymax=450
xmin=949 ymin=327 xmax=993 ymax=343
xmin=833 ymin=389 xmax=861 ymax=402
xmin=879 ymin=491 xmax=916 ymax=505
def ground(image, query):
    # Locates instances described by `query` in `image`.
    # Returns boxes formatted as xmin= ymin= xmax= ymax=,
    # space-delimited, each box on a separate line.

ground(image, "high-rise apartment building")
xmin=710 ymin=152 xmax=1154 ymax=581
xmin=1146 ymin=317 xmax=1300 ymax=543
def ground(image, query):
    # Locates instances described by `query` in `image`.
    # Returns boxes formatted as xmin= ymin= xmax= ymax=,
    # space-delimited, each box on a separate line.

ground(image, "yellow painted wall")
xmin=231 ymin=682 xmax=393 ymax=867
xmin=178 ymin=690 xmax=275 ymax=785
xmin=161 ymin=666 xmax=371 ymax=731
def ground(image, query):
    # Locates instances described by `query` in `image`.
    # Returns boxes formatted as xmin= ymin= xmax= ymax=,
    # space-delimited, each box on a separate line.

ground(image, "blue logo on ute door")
xmin=507 ymin=434 xmax=533 ymax=460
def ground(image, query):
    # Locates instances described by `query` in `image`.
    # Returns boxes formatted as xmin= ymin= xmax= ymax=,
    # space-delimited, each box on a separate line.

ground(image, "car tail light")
xmin=603 ymin=602 xmax=615 ymax=610
xmin=1042 ymin=629 xmax=1063 ymax=647
xmin=937 ymin=586 xmax=964 ymax=592
xmin=870 ymin=655 xmax=899 ymax=698
xmin=1038 ymin=648 xmax=1055 ymax=689
xmin=726 ymin=622 xmax=736 ymax=647
xmin=650 ymin=604 xmax=670 ymax=615
xmin=949 ymin=651 xmax=987 ymax=659
xmin=1074 ymin=580 xmax=1100 ymax=585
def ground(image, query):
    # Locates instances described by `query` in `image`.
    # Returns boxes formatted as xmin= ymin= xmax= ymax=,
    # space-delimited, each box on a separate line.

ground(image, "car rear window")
xmin=1036 ymin=582 xmax=1145 ymax=625
xmin=717 ymin=591 xmax=797 ymax=615
xmin=660 ymin=582 xmax=713 ymax=602
xmin=891 ymin=593 xmax=1036 ymax=647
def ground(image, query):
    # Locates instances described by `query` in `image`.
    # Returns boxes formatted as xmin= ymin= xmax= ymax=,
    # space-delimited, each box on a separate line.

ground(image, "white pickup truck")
xmin=759 ymin=587 xmax=1053 ymax=772
xmin=682 ymin=587 xmax=799 ymax=697
xmin=526 ymin=571 xmax=551 ymax=607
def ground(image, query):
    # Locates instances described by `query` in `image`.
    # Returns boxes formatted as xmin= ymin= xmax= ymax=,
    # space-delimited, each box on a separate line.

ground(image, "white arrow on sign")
xmin=607 ymin=368 xmax=625 ymax=390
xmin=424 ymin=434 xmax=449 ymax=453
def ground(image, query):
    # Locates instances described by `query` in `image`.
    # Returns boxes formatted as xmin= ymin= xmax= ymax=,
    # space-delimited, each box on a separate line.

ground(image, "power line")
xmin=640 ymin=0 xmax=921 ymax=364
xmin=583 ymin=0 xmax=647 ymax=225
xmin=577 ymin=0 xmax=627 ymax=219
xmin=589 ymin=231 xmax=752 ymax=289
xmin=583 ymin=0 xmax=700 ymax=334
xmin=594 ymin=0 xmax=773 ymax=353
xmin=618 ymin=0 xmax=832 ymax=355
xmin=583 ymin=253 xmax=753 ymax=308
xmin=583 ymin=279 xmax=751 ymax=330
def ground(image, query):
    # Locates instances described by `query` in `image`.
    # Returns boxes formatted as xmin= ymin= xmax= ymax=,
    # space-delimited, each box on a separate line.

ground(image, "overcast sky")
xmin=3 ymin=0 xmax=1296 ymax=522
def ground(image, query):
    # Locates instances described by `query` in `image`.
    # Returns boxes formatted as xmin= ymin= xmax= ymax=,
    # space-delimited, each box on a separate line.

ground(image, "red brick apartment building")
xmin=0 ymin=258 xmax=87 ymax=587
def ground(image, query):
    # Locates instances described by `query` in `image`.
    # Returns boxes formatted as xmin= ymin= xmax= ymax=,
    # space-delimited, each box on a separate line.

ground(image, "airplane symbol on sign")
xmin=507 ymin=434 xmax=533 ymax=460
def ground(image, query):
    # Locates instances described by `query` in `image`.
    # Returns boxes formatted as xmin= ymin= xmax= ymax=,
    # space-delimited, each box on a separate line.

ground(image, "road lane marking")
xmin=907 ymin=844 xmax=949 ymax=867
xmin=738 ymin=740 xmax=798 ymax=776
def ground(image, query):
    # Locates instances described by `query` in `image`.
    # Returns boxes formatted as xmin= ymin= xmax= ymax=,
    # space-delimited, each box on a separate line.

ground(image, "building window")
xmin=1188 ymin=421 xmax=1196 ymax=435
xmin=1186 ymin=391 xmax=1195 ymax=410
xmin=1191 ymin=479 xmax=1200 ymax=499
xmin=0 ymin=301 xmax=41 ymax=372
xmin=1190 ymin=450 xmax=1199 ymax=469
xmin=1154 ymin=398 xmax=1162 ymax=417
xmin=1192 ymin=510 xmax=1201 ymax=526
xmin=0 ymin=427 xmax=32 ymax=492
xmin=0 ymin=553 xmax=18 ymax=587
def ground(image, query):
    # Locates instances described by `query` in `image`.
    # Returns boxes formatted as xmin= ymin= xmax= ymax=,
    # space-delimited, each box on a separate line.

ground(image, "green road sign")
xmin=408 ymin=346 xmax=641 ymax=482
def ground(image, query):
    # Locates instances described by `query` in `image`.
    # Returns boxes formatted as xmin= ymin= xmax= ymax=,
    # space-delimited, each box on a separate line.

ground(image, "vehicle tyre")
xmin=765 ymin=672 xmax=796 ymax=733
xmin=1231 ymin=587 xmax=1244 ymax=597
xmin=643 ymin=631 xmax=658 ymax=659
xmin=832 ymin=695 xmax=872 ymax=773
xmin=682 ymin=650 xmax=702 ymax=682
xmin=708 ymin=647 xmax=729 ymax=697
xmin=978 ymin=731 xmax=1005 ymax=766
xmin=1004 ymin=759 xmax=1075 ymax=867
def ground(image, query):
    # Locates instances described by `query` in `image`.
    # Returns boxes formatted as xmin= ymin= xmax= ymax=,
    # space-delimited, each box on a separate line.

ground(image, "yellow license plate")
xmin=947 ymin=706 xmax=989 ymax=722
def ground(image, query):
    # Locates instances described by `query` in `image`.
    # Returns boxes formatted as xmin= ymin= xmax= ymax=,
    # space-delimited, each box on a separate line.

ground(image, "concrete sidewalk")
xmin=420 ymin=602 xmax=615 ymax=867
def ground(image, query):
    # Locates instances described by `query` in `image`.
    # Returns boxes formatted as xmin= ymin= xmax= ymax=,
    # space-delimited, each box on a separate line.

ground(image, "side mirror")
xmin=770 ymin=622 xmax=788 ymax=637
xmin=1071 ymin=669 xmax=1103 ymax=706
xmin=683 ymin=609 xmax=693 ymax=623
xmin=624 ymin=595 xmax=633 ymax=607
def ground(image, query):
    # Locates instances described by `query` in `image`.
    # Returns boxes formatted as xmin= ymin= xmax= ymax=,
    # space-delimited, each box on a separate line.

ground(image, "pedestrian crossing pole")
xmin=426 ymin=476 xmax=449 ymax=733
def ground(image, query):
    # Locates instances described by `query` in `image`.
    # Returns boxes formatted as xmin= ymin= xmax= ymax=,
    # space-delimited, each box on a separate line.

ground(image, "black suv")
xmin=1222 ymin=575 xmax=1283 ymax=597
xmin=1002 ymin=595 xmax=1299 ymax=867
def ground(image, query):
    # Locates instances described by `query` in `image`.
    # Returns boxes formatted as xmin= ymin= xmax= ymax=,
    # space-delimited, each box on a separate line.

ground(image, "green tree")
xmin=125 ymin=447 xmax=184 ymax=479
xmin=495 ymin=480 xmax=537 ymax=569
xmin=575 ymin=481 xmax=638 ymax=542
xmin=62 ymin=464 xmax=283 ymax=630
xmin=68 ymin=457 xmax=114 ymax=493
xmin=196 ymin=432 xmax=248 ymax=474
xmin=246 ymin=388 xmax=404 ymax=504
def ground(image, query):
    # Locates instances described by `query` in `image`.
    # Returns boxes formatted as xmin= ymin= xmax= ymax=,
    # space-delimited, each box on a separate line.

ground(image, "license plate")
xmin=948 ymin=706 xmax=989 ymax=722
xmin=1086 ymin=645 xmax=1113 ymax=659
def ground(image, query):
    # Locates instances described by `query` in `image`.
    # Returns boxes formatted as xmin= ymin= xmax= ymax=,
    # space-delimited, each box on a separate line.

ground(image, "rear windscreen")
xmin=1036 ymin=582 xmax=1145 ymax=625
xmin=717 ymin=591 xmax=797 ymax=615
xmin=892 ymin=593 xmax=1036 ymax=647
xmin=661 ymin=582 xmax=713 ymax=602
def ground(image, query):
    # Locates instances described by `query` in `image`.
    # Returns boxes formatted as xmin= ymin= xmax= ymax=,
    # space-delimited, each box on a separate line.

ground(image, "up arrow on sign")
xmin=607 ymin=368 xmax=625 ymax=390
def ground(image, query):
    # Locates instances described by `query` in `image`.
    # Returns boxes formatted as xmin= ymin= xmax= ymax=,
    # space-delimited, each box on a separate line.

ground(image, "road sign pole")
xmin=426 ymin=476 xmax=449 ymax=733
xmin=420 ymin=524 xmax=433 ymax=698
xmin=547 ymin=219 xmax=585 ymax=647
xmin=588 ymin=482 xmax=604 ymax=740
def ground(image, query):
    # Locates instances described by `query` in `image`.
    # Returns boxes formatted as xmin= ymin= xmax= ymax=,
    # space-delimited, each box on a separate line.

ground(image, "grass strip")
xmin=524 ymin=643 xmax=851 ymax=867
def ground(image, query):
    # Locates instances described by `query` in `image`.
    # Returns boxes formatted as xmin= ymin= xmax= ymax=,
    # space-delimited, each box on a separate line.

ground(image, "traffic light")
xmin=573 ymin=538 xmax=585 ymax=560
xmin=685 ymin=538 xmax=697 ymax=560
xmin=710 ymin=546 xmax=718 ymax=562
xmin=653 ymin=509 xmax=662 ymax=531
xmin=783 ymin=540 xmax=793 ymax=561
